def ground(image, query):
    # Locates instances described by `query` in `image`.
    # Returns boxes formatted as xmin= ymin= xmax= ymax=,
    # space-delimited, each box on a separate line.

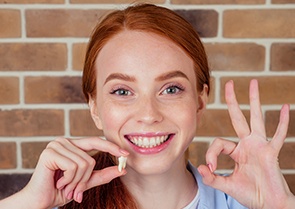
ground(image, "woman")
xmin=0 ymin=3 xmax=294 ymax=209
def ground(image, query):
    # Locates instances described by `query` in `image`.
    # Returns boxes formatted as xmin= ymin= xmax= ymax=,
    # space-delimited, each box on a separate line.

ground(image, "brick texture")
xmin=0 ymin=43 xmax=67 ymax=71
xmin=205 ymin=43 xmax=265 ymax=71
xmin=22 ymin=142 xmax=49 ymax=168
xmin=0 ymin=142 xmax=16 ymax=169
xmin=0 ymin=10 xmax=21 ymax=38
xmin=0 ymin=77 xmax=19 ymax=104
xmin=271 ymin=43 xmax=295 ymax=71
xmin=26 ymin=9 xmax=108 ymax=37
xmin=220 ymin=77 xmax=295 ymax=105
xmin=223 ymin=10 xmax=295 ymax=38
xmin=0 ymin=0 xmax=294 ymax=198
xmin=70 ymin=109 xmax=103 ymax=136
xmin=272 ymin=0 xmax=295 ymax=3
xmin=196 ymin=109 xmax=250 ymax=137
xmin=72 ymin=43 xmax=87 ymax=71
xmin=175 ymin=10 xmax=218 ymax=37
xmin=188 ymin=142 xmax=209 ymax=167
xmin=25 ymin=76 xmax=85 ymax=104
xmin=70 ymin=0 xmax=165 ymax=3
xmin=0 ymin=0 xmax=63 ymax=3
xmin=265 ymin=110 xmax=295 ymax=137
xmin=0 ymin=109 xmax=64 ymax=136
xmin=172 ymin=0 xmax=265 ymax=4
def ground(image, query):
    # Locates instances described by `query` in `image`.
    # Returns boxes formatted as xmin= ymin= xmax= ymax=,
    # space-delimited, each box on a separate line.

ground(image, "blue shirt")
xmin=188 ymin=162 xmax=248 ymax=209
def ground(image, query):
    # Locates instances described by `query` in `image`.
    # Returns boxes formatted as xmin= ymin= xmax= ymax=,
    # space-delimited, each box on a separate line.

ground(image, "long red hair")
xmin=62 ymin=3 xmax=210 ymax=209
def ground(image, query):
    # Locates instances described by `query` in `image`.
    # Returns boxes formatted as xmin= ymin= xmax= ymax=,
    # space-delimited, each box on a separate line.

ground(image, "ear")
xmin=196 ymin=84 xmax=208 ymax=122
xmin=88 ymin=97 xmax=103 ymax=130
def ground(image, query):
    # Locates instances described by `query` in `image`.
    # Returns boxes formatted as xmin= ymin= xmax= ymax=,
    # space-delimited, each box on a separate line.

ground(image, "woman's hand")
xmin=16 ymin=137 xmax=128 ymax=209
xmin=198 ymin=79 xmax=294 ymax=209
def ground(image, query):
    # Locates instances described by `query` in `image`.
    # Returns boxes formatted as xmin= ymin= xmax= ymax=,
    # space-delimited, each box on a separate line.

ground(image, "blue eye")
xmin=162 ymin=85 xmax=184 ymax=95
xmin=110 ymin=88 xmax=132 ymax=96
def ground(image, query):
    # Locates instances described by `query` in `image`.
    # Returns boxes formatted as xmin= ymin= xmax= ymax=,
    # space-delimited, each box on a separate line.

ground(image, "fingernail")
xmin=76 ymin=192 xmax=83 ymax=203
xmin=119 ymin=149 xmax=129 ymax=155
xmin=67 ymin=191 xmax=73 ymax=200
xmin=207 ymin=163 xmax=213 ymax=173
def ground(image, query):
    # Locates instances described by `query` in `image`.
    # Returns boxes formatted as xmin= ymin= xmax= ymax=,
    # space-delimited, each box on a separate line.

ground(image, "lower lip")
xmin=126 ymin=135 xmax=173 ymax=155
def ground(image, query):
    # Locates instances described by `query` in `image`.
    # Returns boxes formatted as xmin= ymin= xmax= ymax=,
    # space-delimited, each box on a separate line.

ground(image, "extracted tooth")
xmin=118 ymin=156 xmax=127 ymax=172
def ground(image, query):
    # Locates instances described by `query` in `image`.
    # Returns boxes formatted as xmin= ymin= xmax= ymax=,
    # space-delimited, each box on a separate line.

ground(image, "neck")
xmin=121 ymin=159 xmax=198 ymax=209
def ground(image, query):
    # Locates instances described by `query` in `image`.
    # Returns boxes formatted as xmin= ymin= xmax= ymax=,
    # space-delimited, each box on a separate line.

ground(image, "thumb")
xmin=197 ymin=164 xmax=230 ymax=194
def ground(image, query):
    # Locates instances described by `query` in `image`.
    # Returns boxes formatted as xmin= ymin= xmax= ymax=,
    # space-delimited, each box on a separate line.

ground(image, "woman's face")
xmin=90 ymin=30 xmax=207 ymax=175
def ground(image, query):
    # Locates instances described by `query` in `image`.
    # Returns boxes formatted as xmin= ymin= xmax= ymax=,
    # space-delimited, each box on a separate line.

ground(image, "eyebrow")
xmin=155 ymin=70 xmax=189 ymax=81
xmin=104 ymin=73 xmax=136 ymax=85
xmin=104 ymin=70 xmax=189 ymax=85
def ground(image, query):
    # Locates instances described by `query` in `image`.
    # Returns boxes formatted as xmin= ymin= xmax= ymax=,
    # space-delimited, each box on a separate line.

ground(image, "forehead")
xmin=94 ymin=30 xmax=195 ymax=83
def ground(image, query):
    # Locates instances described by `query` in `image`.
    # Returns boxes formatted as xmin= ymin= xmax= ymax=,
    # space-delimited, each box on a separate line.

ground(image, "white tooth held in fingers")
xmin=118 ymin=156 xmax=127 ymax=172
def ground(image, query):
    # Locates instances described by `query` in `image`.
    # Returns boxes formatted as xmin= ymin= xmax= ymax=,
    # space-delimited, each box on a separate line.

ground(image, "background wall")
xmin=0 ymin=0 xmax=294 ymax=199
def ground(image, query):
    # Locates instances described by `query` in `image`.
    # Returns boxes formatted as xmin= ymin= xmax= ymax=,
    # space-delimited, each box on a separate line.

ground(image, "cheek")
xmin=99 ymin=103 xmax=128 ymax=137
xmin=177 ymin=103 xmax=198 ymax=134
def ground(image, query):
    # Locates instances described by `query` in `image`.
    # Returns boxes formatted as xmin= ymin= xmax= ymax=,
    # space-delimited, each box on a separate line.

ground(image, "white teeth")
xmin=118 ymin=156 xmax=127 ymax=172
xmin=129 ymin=135 xmax=169 ymax=148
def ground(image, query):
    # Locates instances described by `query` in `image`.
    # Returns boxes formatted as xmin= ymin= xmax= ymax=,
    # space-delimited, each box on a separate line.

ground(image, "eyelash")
xmin=109 ymin=84 xmax=185 ymax=96
xmin=162 ymin=84 xmax=185 ymax=95
xmin=110 ymin=87 xmax=132 ymax=96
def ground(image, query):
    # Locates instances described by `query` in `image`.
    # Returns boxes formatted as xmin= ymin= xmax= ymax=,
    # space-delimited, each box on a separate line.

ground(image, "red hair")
xmin=62 ymin=3 xmax=210 ymax=209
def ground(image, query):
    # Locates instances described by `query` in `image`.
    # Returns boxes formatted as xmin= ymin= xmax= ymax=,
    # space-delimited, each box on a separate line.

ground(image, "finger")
xmin=249 ymin=79 xmax=265 ymax=136
xmin=47 ymin=140 xmax=90 ymax=191
xmin=206 ymin=138 xmax=237 ymax=171
xmin=53 ymin=138 xmax=97 ymax=189
xmin=85 ymin=166 xmax=127 ymax=191
xmin=225 ymin=80 xmax=250 ymax=138
xmin=271 ymin=104 xmax=290 ymax=151
xmin=197 ymin=164 xmax=231 ymax=194
xmin=71 ymin=137 xmax=129 ymax=157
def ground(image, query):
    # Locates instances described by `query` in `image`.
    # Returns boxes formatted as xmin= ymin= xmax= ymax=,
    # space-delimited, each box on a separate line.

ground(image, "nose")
xmin=135 ymin=95 xmax=163 ymax=125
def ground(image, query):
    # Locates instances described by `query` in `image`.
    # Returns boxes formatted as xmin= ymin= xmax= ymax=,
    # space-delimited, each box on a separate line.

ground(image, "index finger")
xmin=70 ymin=137 xmax=129 ymax=157
xmin=225 ymin=80 xmax=250 ymax=138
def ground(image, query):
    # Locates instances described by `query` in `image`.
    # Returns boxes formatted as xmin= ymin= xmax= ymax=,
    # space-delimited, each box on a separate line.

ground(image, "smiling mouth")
xmin=125 ymin=134 xmax=173 ymax=148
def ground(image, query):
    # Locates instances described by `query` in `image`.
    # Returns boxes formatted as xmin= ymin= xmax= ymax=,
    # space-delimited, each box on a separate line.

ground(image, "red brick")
xmin=172 ymin=0 xmax=265 ymax=3
xmin=70 ymin=109 xmax=103 ymax=136
xmin=0 ymin=77 xmax=19 ymax=104
xmin=271 ymin=43 xmax=295 ymax=71
xmin=26 ymin=9 xmax=108 ymax=37
xmin=223 ymin=10 xmax=295 ymax=38
xmin=220 ymin=77 xmax=295 ymax=105
xmin=70 ymin=0 xmax=164 ymax=3
xmin=0 ymin=9 xmax=21 ymax=38
xmin=279 ymin=143 xmax=295 ymax=169
xmin=0 ymin=109 xmax=64 ymax=136
xmin=25 ymin=76 xmax=85 ymax=104
xmin=272 ymin=0 xmax=295 ymax=3
xmin=0 ymin=0 xmax=63 ymax=3
xmin=21 ymin=142 xmax=49 ymax=169
xmin=205 ymin=43 xmax=265 ymax=71
xmin=175 ymin=10 xmax=218 ymax=38
xmin=0 ymin=43 xmax=67 ymax=71
xmin=72 ymin=43 xmax=87 ymax=71
xmin=265 ymin=110 xmax=295 ymax=137
xmin=284 ymin=174 xmax=295 ymax=194
xmin=188 ymin=142 xmax=209 ymax=167
xmin=0 ymin=142 xmax=16 ymax=169
xmin=196 ymin=109 xmax=250 ymax=137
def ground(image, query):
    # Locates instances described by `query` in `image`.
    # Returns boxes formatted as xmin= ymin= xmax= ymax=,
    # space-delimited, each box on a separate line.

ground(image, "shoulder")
xmin=187 ymin=162 xmax=248 ymax=209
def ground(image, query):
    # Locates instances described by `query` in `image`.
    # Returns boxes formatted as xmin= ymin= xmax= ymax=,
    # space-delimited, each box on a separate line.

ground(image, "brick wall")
xmin=0 ymin=0 xmax=294 ymax=199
